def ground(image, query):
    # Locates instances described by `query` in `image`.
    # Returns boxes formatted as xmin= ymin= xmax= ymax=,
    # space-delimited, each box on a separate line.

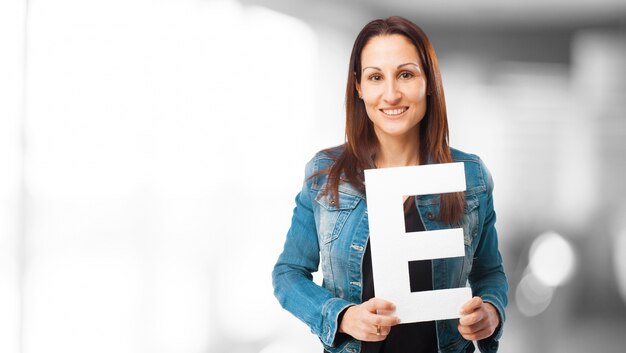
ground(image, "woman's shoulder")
xmin=449 ymin=147 xmax=494 ymax=194
xmin=304 ymin=144 xmax=346 ymax=175
xmin=312 ymin=144 xmax=345 ymax=162
xmin=450 ymin=147 xmax=481 ymax=163
xmin=304 ymin=144 xmax=366 ymax=199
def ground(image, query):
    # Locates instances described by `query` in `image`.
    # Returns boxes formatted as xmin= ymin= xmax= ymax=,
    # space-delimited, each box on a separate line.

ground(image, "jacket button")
xmin=427 ymin=212 xmax=434 ymax=220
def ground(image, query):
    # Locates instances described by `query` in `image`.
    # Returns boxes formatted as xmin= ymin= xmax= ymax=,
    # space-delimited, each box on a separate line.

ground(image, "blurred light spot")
xmin=515 ymin=272 xmax=554 ymax=317
xmin=529 ymin=231 xmax=576 ymax=287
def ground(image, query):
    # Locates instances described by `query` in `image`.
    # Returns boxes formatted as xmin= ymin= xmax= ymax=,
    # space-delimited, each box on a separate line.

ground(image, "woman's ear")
xmin=355 ymin=79 xmax=362 ymax=99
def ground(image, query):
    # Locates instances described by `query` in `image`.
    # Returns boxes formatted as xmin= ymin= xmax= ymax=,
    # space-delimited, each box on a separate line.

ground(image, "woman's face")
xmin=356 ymin=34 xmax=427 ymax=143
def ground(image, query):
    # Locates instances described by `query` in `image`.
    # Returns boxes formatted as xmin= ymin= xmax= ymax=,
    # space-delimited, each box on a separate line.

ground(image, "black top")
xmin=360 ymin=196 xmax=438 ymax=353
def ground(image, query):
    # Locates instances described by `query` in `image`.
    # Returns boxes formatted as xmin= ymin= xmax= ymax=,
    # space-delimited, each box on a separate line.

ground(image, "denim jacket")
xmin=272 ymin=145 xmax=508 ymax=353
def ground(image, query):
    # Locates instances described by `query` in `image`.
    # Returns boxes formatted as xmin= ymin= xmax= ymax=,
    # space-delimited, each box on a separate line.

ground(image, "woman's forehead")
xmin=361 ymin=34 xmax=421 ymax=68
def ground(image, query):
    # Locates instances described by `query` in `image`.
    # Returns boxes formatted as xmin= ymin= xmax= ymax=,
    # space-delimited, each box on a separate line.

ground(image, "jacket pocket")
xmin=314 ymin=191 xmax=360 ymax=244
xmin=461 ymin=196 xmax=479 ymax=246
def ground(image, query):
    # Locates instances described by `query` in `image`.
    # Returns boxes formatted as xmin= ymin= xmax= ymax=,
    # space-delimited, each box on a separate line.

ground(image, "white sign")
xmin=364 ymin=163 xmax=471 ymax=323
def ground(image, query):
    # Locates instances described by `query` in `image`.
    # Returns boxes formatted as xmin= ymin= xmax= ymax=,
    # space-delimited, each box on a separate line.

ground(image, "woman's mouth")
xmin=380 ymin=107 xmax=408 ymax=117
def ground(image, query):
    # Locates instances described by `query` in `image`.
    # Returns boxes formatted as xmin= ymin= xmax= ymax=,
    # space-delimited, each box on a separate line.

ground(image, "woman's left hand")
xmin=457 ymin=296 xmax=500 ymax=341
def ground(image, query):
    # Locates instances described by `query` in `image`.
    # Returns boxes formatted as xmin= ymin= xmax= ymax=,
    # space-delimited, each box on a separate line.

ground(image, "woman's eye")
xmin=399 ymin=71 xmax=414 ymax=79
xmin=369 ymin=74 xmax=382 ymax=81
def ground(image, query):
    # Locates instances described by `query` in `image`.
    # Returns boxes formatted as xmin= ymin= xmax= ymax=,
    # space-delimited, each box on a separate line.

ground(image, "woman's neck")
xmin=374 ymin=134 xmax=420 ymax=168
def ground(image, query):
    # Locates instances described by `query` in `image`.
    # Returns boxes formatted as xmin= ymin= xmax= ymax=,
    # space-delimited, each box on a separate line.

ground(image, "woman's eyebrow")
xmin=362 ymin=66 xmax=380 ymax=72
xmin=362 ymin=62 xmax=420 ymax=72
xmin=397 ymin=62 xmax=419 ymax=69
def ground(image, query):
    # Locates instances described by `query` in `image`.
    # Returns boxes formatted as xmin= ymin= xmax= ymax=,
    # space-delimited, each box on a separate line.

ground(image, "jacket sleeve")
xmin=468 ymin=159 xmax=509 ymax=353
xmin=272 ymin=159 xmax=354 ymax=349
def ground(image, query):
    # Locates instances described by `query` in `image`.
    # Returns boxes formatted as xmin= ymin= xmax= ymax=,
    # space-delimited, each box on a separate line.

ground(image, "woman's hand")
xmin=338 ymin=298 xmax=401 ymax=342
xmin=458 ymin=296 xmax=500 ymax=341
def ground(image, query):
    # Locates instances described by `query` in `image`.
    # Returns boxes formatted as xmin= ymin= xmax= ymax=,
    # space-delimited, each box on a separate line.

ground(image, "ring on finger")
xmin=376 ymin=325 xmax=381 ymax=336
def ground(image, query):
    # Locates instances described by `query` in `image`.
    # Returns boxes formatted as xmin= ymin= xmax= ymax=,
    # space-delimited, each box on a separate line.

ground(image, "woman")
xmin=272 ymin=16 xmax=507 ymax=353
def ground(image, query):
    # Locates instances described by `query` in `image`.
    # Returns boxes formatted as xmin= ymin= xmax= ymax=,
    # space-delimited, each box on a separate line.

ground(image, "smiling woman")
xmin=356 ymin=35 xmax=428 ymax=152
xmin=273 ymin=16 xmax=508 ymax=353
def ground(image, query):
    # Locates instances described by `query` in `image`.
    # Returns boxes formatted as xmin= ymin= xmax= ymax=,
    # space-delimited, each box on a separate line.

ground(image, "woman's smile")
xmin=380 ymin=106 xmax=409 ymax=118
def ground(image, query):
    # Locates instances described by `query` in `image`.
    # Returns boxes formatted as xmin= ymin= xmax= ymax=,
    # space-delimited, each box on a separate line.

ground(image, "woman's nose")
xmin=383 ymin=80 xmax=401 ymax=103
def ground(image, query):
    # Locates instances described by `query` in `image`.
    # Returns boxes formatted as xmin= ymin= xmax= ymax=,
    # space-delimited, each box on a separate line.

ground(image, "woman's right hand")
xmin=338 ymin=298 xmax=401 ymax=342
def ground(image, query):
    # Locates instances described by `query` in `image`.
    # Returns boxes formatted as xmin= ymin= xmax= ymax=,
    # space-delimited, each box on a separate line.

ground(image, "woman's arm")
xmin=272 ymin=161 xmax=354 ymax=348
xmin=466 ymin=159 xmax=509 ymax=352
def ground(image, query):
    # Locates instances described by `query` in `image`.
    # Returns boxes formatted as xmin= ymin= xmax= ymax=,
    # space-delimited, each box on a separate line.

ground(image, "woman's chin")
xmin=374 ymin=126 xmax=419 ymax=140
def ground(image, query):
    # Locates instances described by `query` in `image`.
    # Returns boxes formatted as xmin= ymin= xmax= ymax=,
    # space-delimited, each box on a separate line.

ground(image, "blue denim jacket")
xmin=272 ymin=146 xmax=508 ymax=353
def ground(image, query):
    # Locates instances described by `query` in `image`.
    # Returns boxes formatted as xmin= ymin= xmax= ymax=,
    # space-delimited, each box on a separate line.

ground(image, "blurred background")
xmin=1 ymin=0 xmax=625 ymax=352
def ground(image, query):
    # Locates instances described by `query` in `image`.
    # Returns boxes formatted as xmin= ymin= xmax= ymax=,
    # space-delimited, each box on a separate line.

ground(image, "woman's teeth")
xmin=382 ymin=108 xmax=407 ymax=115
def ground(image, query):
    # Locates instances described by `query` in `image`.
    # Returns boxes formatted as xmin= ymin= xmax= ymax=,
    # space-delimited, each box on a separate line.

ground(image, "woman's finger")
xmin=371 ymin=324 xmax=392 ymax=336
xmin=459 ymin=296 xmax=483 ymax=315
xmin=459 ymin=326 xmax=493 ymax=341
xmin=364 ymin=328 xmax=391 ymax=342
xmin=458 ymin=319 xmax=489 ymax=335
xmin=459 ymin=309 xmax=484 ymax=326
xmin=368 ymin=313 xmax=401 ymax=327
xmin=365 ymin=297 xmax=396 ymax=313
xmin=364 ymin=334 xmax=386 ymax=342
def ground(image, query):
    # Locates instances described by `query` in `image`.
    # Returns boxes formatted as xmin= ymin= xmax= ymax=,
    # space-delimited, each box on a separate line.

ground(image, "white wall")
xmin=0 ymin=1 xmax=26 ymax=353
xmin=20 ymin=1 xmax=321 ymax=352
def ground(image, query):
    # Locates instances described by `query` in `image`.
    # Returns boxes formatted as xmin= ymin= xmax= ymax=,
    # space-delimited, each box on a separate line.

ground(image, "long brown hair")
xmin=324 ymin=16 xmax=465 ymax=224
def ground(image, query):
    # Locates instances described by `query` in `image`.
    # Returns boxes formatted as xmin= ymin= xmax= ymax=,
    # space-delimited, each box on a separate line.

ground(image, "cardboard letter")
xmin=364 ymin=163 xmax=471 ymax=323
